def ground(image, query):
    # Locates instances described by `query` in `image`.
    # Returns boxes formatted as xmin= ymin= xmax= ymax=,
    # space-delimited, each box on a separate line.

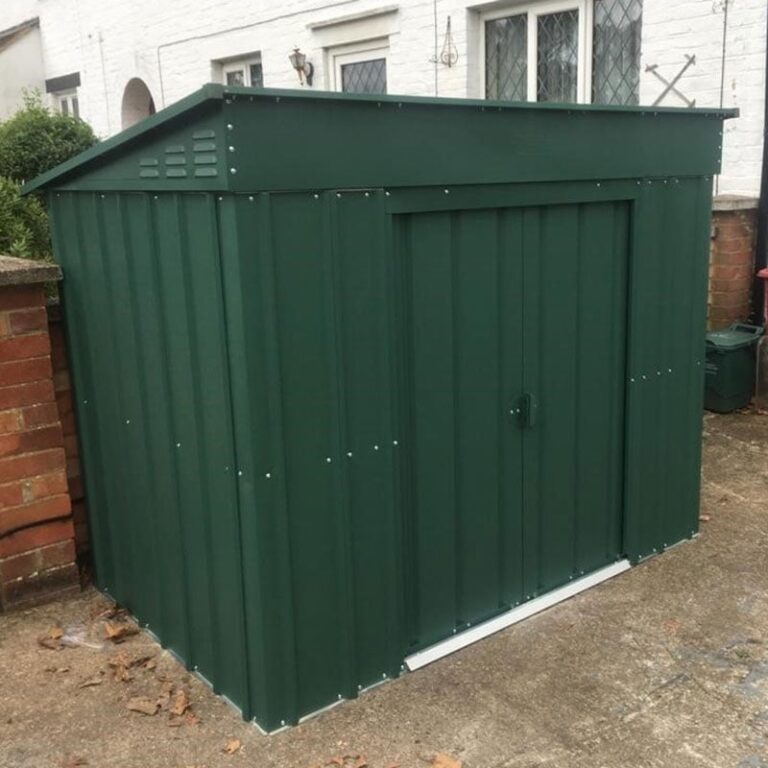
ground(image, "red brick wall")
xmin=47 ymin=303 xmax=89 ymax=563
xmin=0 ymin=285 xmax=78 ymax=610
xmin=708 ymin=198 xmax=758 ymax=330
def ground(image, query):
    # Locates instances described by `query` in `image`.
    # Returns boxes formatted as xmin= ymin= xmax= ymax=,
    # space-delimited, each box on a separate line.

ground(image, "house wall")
xmin=0 ymin=23 xmax=45 ymax=120
xmin=0 ymin=0 xmax=764 ymax=193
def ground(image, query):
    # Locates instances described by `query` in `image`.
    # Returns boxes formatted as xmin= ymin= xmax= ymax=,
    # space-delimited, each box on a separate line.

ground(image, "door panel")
xmin=398 ymin=200 xmax=628 ymax=652
xmin=397 ymin=208 xmax=525 ymax=650
xmin=523 ymin=202 xmax=629 ymax=597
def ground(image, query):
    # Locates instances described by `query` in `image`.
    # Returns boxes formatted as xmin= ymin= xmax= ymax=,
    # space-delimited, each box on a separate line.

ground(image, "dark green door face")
xmin=397 ymin=201 xmax=628 ymax=652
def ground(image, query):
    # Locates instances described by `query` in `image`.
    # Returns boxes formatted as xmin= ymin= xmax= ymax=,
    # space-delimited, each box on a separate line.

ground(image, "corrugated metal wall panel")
xmin=49 ymin=173 xmax=714 ymax=730
xmin=49 ymin=191 xmax=248 ymax=707
xmin=623 ymin=178 xmax=711 ymax=560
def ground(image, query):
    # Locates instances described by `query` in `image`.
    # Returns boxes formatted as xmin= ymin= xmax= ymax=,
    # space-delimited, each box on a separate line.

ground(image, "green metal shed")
xmin=26 ymin=84 xmax=733 ymax=732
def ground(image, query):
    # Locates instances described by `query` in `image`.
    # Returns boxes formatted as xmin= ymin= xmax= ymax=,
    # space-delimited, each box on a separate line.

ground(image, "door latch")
xmin=520 ymin=392 xmax=537 ymax=428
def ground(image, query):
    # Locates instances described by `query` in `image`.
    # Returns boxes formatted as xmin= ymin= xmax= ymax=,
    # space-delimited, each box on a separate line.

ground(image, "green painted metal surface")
xmin=38 ymin=86 xmax=728 ymax=731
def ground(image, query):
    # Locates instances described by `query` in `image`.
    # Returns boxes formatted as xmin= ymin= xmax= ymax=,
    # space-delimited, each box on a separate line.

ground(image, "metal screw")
xmin=326 ymin=457 xmax=332 ymax=463
xmin=357 ymin=684 xmax=362 ymax=691
xmin=347 ymin=451 xmax=353 ymax=458
xmin=314 ymin=193 xmax=319 ymax=199
xmin=668 ymin=368 xmax=672 ymax=373
xmin=337 ymin=694 xmax=342 ymax=700
xmin=393 ymin=439 xmax=398 ymax=446
xmin=227 ymin=123 xmax=233 ymax=130
xmin=125 ymin=419 xmax=130 ymax=424
xmin=83 ymin=399 xmax=88 ymax=405
xmin=385 ymin=191 xmax=390 ymax=196
xmin=218 ymin=196 xmax=223 ymax=201
xmin=630 ymin=378 xmax=635 ymax=383
xmin=444 ymin=188 xmax=450 ymax=194
xmin=596 ymin=182 xmax=601 ymax=187
xmin=381 ymin=673 xmax=387 ymax=679
xmin=230 ymin=168 xmax=237 ymax=174
xmin=248 ymin=196 xmax=254 ymax=201
xmin=238 ymin=470 xmax=243 ymax=477
xmin=280 ymin=719 xmax=286 ymax=726
xmin=365 ymin=192 xmax=370 ymax=197
xmin=336 ymin=193 xmax=342 ymax=198
xmin=373 ymin=445 xmax=379 ymax=451
xmin=228 ymin=146 xmax=235 ymax=152
xmin=176 ymin=442 xmax=181 ymax=448
xmin=265 ymin=472 xmax=271 ymax=479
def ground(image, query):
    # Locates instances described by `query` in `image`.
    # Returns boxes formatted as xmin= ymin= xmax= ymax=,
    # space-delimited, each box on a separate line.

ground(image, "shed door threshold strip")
xmin=405 ymin=559 xmax=632 ymax=671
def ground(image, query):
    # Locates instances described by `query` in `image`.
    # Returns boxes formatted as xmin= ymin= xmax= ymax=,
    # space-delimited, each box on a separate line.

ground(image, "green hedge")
xmin=0 ymin=92 xmax=98 ymax=264
xmin=0 ymin=177 xmax=51 ymax=260
xmin=0 ymin=92 xmax=97 ymax=185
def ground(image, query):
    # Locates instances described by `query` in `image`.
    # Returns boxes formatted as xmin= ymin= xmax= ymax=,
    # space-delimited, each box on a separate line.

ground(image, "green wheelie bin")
xmin=704 ymin=323 xmax=764 ymax=413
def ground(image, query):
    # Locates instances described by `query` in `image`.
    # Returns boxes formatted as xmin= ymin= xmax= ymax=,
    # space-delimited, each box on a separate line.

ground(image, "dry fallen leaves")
xmin=38 ymin=626 xmax=65 ymax=651
xmin=78 ymin=674 xmax=104 ymax=689
xmin=663 ymin=618 xmax=682 ymax=635
xmin=223 ymin=738 xmax=242 ymax=755
xmin=431 ymin=754 xmax=463 ymax=768
xmin=169 ymin=688 xmax=190 ymax=717
xmin=127 ymin=697 xmax=160 ymax=716
xmin=60 ymin=756 xmax=88 ymax=768
xmin=103 ymin=620 xmax=139 ymax=643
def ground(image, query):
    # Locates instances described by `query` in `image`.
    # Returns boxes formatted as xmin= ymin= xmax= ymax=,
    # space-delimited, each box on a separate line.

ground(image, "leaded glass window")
xmin=537 ymin=10 xmax=579 ymax=102
xmin=341 ymin=58 xmax=387 ymax=94
xmin=485 ymin=15 xmax=527 ymax=101
xmin=483 ymin=1 xmax=643 ymax=106
xmin=593 ymin=0 xmax=642 ymax=105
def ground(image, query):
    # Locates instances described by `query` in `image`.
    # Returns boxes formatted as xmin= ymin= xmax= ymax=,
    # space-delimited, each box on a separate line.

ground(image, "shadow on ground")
xmin=0 ymin=412 xmax=766 ymax=768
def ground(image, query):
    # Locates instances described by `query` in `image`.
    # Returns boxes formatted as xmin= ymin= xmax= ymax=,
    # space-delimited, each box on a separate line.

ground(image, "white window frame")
xmin=53 ymin=89 xmax=79 ymax=117
xmin=222 ymin=56 xmax=263 ymax=88
xmin=481 ymin=0 xmax=594 ymax=104
xmin=328 ymin=38 xmax=389 ymax=93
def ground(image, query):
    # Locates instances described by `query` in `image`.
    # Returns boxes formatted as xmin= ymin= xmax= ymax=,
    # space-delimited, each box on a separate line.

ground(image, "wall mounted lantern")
xmin=289 ymin=47 xmax=314 ymax=87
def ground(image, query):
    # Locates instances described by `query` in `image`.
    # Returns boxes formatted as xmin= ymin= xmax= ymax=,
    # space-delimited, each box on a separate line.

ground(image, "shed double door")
xmin=398 ymin=201 xmax=629 ymax=652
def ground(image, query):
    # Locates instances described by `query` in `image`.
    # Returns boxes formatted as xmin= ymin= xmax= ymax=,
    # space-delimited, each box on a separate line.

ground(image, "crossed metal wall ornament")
xmin=646 ymin=55 xmax=697 ymax=107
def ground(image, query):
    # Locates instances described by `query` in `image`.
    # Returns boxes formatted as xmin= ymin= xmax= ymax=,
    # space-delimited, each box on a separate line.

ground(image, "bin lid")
xmin=706 ymin=323 xmax=764 ymax=350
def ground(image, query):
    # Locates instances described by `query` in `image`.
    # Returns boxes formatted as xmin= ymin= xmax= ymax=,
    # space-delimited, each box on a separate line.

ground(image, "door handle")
xmin=520 ymin=392 xmax=537 ymax=429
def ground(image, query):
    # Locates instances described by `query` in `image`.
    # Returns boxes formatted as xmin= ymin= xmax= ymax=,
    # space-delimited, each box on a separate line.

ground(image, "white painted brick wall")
xmin=0 ymin=0 xmax=764 ymax=194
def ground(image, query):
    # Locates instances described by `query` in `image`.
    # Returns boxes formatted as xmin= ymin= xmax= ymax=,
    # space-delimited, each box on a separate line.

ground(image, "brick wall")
xmin=708 ymin=196 xmax=758 ymax=330
xmin=0 ymin=258 xmax=78 ymax=611
xmin=47 ymin=303 xmax=89 ymax=563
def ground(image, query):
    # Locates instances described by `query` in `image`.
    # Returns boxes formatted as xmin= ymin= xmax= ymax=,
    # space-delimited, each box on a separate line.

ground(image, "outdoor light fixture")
xmin=289 ymin=47 xmax=314 ymax=87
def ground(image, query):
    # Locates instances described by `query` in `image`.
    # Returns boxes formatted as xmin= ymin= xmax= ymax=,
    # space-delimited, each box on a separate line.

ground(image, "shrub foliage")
xmin=0 ymin=92 xmax=97 ymax=184
xmin=0 ymin=177 xmax=51 ymax=260
xmin=0 ymin=92 xmax=97 ymax=264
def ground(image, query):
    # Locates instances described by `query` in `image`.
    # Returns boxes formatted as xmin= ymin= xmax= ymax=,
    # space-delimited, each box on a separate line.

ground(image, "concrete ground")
xmin=0 ymin=411 xmax=766 ymax=768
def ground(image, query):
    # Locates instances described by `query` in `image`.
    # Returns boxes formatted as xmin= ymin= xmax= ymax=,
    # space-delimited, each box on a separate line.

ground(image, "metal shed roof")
xmin=24 ymin=83 xmax=737 ymax=195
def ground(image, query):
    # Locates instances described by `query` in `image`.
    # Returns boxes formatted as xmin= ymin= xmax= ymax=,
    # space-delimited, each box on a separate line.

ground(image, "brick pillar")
xmin=708 ymin=195 xmax=758 ymax=330
xmin=48 ymin=302 xmax=89 ymax=563
xmin=0 ymin=256 xmax=78 ymax=611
